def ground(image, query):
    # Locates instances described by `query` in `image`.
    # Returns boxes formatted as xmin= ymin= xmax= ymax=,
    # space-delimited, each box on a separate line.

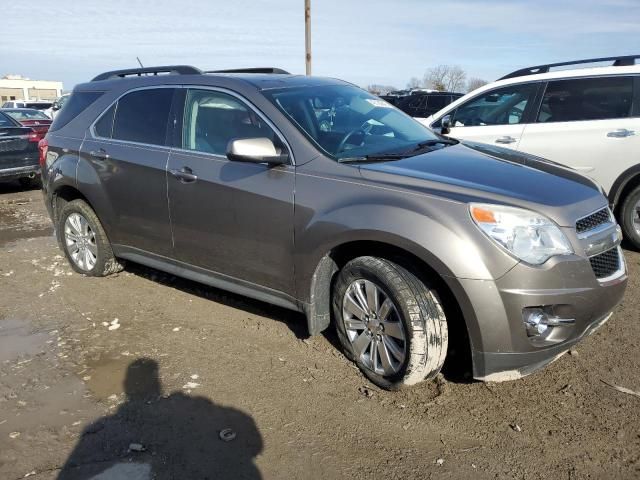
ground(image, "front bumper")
xmin=457 ymin=249 xmax=627 ymax=382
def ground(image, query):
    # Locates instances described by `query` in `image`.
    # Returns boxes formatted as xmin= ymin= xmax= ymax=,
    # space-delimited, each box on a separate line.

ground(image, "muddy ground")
xmin=0 ymin=183 xmax=639 ymax=480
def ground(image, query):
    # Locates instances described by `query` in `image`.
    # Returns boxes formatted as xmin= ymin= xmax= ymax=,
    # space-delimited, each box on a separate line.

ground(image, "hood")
xmin=357 ymin=141 xmax=605 ymax=227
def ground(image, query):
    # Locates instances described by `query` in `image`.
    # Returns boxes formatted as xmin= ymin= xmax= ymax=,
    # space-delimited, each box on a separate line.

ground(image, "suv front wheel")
xmin=58 ymin=199 xmax=124 ymax=276
xmin=333 ymin=256 xmax=448 ymax=390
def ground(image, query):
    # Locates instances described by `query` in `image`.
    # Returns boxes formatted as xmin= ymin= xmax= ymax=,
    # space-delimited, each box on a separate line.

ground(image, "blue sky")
xmin=1 ymin=0 xmax=639 ymax=91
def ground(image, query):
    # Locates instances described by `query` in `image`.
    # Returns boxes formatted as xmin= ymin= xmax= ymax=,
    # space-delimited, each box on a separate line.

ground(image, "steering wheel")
xmin=337 ymin=129 xmax=366 ymax=153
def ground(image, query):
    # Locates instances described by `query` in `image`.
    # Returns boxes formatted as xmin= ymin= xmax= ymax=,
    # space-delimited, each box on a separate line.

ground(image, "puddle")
xmin=0 ymin=199 xmax=53 ymax=246
xmin=0 ymin=318 xmax=49 ymax=362
xmin=85 ymin=356 xmax=134 ymax=401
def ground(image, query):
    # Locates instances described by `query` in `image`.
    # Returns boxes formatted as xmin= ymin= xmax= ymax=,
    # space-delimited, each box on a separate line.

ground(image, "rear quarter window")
xmin=50 ymin=91 xmax=104 ymax=132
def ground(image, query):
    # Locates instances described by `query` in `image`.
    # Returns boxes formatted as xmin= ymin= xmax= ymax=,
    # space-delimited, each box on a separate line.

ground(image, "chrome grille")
xmin=589 ymin=247 xmax=620 ymax=279
xmin=576 ymin=208 xmax=611 ymax=234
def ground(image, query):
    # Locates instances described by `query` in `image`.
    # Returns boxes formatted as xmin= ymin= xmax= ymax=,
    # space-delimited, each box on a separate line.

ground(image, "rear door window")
xmin=537 ymin=76 xmax=634 ymax=123
xmin=451 ymin=83 xmax=537 ymax=127
xmin=112 ymin=88 xmax=174 ymax=145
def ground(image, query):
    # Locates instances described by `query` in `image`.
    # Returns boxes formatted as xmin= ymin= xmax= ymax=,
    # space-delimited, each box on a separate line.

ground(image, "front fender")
xmin=293 ymin=169 xmax=518 ymax=305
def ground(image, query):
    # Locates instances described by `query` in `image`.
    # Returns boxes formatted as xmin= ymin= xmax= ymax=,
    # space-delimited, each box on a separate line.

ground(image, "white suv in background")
xmin=423 ymin=55 xmax=640 ymax=249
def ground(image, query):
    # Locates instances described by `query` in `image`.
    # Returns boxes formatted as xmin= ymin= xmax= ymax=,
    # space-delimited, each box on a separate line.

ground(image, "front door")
xmin=443 ymin=83 xmax=539 ymax=150
xmin=167 ymin=88 xmax=295 ymax=294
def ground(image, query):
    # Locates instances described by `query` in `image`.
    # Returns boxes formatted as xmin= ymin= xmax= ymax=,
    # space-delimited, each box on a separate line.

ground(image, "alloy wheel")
xmin=64 ymin=213 xmax=97 ymax=271
xmin=342 ymin=279 xmax=407 ymax=376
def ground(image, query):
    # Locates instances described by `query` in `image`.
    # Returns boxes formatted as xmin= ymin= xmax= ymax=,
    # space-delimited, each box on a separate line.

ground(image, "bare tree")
xmin=406 ymin=77 xmax=423 ymax=89
xmin=466 ymin=77 xmax=488 ymax=93
xmin=423 ymin=65 xmax=467 ymax=92
xmin=366 ymin=84 xmax=398 ymax=95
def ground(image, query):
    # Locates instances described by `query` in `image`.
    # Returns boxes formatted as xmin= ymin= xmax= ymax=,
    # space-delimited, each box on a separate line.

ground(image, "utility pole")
xmin=305 ymin=0 xmax=311 ymax=75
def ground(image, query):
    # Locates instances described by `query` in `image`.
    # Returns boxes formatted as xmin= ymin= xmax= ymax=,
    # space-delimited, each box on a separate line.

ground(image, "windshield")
xmin=265 ymin=85 xmax=441 ymax=160
xmin=5 ymin=109 xmax=50 ymax=121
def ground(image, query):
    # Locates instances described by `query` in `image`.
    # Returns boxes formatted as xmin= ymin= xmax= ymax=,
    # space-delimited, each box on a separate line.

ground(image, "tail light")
xmin=27 ymin=130 xmax=40 ymax=142
xmin=38 ymin=138 xmax=48 ymax=167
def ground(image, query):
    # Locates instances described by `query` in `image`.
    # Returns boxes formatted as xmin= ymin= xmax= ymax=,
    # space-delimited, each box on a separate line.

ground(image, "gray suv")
xmin=41 ymin=66 xmax=627 ymax=389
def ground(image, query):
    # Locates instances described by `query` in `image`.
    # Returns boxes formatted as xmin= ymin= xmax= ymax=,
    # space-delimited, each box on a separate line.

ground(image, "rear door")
xmin=79 ymin=87 xmax=175 ymax=255
xmin=438 ymin=83 xmax=539 ymax=149
xmin=517 ymin=75 xmax=639 ymax=193
xmin=0 ymin=112 xmax=38 ymax=172
xmin=167 ymin=87 xmax=295 ymax=294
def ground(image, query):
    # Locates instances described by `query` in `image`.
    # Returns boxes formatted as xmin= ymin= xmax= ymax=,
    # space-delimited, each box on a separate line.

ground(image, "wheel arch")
xmin=303 ymin=239 xmax=477 ymax=377
xmin=609 ymin=164 xmax=640 ymax=214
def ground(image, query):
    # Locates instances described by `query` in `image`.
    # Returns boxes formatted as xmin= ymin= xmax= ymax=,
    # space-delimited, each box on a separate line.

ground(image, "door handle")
xmin=607 ymin=128 xmax=635 ymax=138
xmin=495 ymin=136 xmax=517 ymax=144
xmin=170 ymin=167 xmax=198 ymax=183
xmin=89 ymin=148 xmax=110 ymax=160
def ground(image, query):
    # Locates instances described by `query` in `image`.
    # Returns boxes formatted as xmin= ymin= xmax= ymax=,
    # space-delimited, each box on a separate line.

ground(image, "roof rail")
xmin=91 ymin=65 xmax=202 ymax=82
xmin=206 ymin=67 xmax=290 ymax=74
xmin=499 ymin=54 xmax=640 ymax=80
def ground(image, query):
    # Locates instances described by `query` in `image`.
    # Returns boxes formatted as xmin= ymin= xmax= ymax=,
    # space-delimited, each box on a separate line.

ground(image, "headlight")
xmin=470 ymin=203 xmax=573 ymax=265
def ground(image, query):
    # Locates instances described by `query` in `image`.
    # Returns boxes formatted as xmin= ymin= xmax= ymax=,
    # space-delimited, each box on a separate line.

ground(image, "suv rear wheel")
xmin=620 ymin=185 xmax=640 ymax=250
xmin=58 ymin=199 xmax=123 ymax=276
xmin=332 ymin=256 xmax=448 ymax=390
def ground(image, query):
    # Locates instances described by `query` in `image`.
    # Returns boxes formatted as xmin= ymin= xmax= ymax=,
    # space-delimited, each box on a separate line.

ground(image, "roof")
xmin=82 ymin=65 xmax=351 ymax=92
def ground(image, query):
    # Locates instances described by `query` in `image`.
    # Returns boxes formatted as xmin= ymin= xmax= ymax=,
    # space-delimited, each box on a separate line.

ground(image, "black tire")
xmin=18 ymin=175 xmax=42 ymax=189
xmin=332 ymin=256 xmax=448 ymax=390
xmin=620 ymin=185 xmax=640 ymax=250
xmin=57 ymin=199 xmax=124 ymax=276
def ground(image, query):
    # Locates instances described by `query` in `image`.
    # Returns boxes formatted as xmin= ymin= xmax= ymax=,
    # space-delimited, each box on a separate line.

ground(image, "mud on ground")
xmin=0 ymin=183 xmax=639 ymax=479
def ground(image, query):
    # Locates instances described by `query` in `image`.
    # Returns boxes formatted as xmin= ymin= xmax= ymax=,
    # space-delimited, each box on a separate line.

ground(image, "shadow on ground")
xmin=57 ymin=358 xmax=263 ymax=480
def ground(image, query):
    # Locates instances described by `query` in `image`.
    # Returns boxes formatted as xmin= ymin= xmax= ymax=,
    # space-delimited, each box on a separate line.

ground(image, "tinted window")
xmin=537 ymin=77 xmax=633 ymax=123
xmin=183 ymin=89 xmax=282 ymax=156
xmin=112 ymin=89 xmax=174 ymax=145
xmin=0 ymin=112 xmax=16 ymax=127
xmin=452 ymin=83 xmax=537 ymax=127
xmin=50 ymin=91 xmax=104 ymax=132
xmin=427 ymin=95 xmax=449 ymax=110
xmin=26 ymin=103 xmax=52 ymax=110
xmin=94 ymin=104 xmax=116 ymax=138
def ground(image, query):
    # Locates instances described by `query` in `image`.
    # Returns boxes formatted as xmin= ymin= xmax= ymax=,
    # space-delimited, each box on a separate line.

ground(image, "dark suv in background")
xmin=41 ymin=66 xmax=626 ymax=389
xmin=382 ymin=91 xmax=463 ymax=119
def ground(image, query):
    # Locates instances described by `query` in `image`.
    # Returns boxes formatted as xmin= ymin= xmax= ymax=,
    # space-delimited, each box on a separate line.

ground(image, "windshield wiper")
xmin=413 ymin=138 xmax=458 ymax=150
xmin=338 ymin=153 xmax=410 ymax=163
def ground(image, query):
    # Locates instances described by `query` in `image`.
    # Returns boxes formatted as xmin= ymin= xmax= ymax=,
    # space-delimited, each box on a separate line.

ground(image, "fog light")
xmin=522 ymin=306 xmax=576 ymax=341
xmin=523 ymin=308 xmax=549 ymax=337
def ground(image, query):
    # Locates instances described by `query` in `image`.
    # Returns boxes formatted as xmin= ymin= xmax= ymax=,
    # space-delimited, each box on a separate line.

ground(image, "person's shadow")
xmin=57 ymin=358 xmax=263 ymax=479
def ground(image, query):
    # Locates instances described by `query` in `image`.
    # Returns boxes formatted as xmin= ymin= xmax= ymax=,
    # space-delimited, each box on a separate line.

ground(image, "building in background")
xmin=0 ymin=75 xmax=63 ymax=102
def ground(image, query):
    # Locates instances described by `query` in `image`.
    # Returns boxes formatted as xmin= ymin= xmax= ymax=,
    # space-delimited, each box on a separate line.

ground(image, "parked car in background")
xmin=44 ymin=93 xmax=71 ymax=119
xmin=424 ymin=55 xmax=640 ymax=249
xmin=41 ymin=65 xmax=626 ymax=390
xmin=394 ymin=91 xmax=463 ymax=120
xmin=1 ymin=100 xmax=53 ymax=115
xmin=0 ymin=110 xmax=41 ymax=187
xmin=2 ymin=108 xmax=52 ymax=143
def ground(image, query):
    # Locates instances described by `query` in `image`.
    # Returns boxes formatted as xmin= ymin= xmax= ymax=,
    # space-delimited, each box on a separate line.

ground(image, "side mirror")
xmin=226 ymin=137 xmax=288 ymax=165
xmin=52 ymin=102 xmax=61 ymax=111
xmin=441 ymin=114 xmax=452 ymax=135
